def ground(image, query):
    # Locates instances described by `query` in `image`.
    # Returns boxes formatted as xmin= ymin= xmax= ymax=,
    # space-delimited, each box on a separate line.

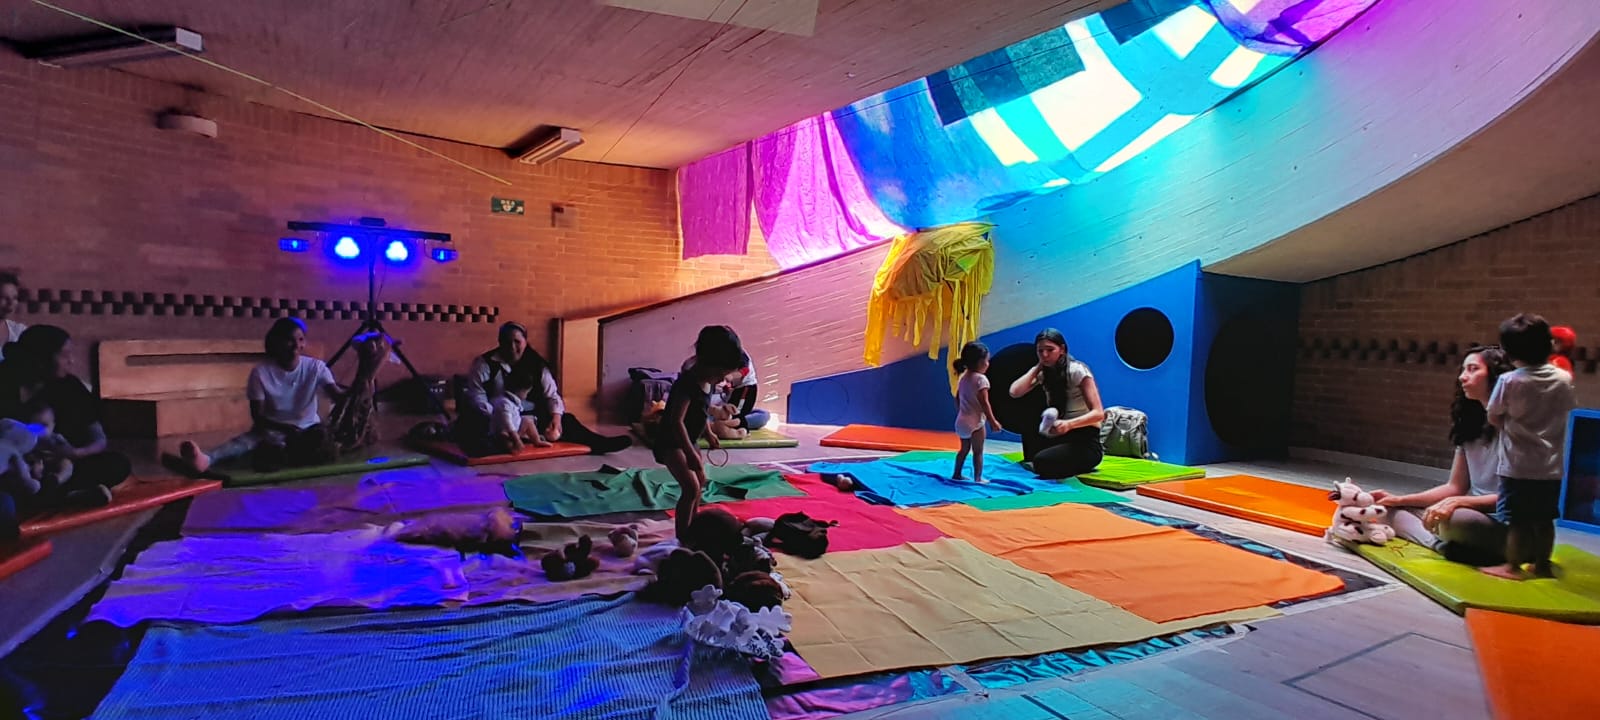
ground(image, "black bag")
xmin=764 ymin=512 xmax=837 ymax=559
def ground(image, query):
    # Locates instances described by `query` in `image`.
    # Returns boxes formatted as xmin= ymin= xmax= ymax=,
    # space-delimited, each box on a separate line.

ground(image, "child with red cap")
xmin=1549 ymin=325 xmax=1577 ymax=375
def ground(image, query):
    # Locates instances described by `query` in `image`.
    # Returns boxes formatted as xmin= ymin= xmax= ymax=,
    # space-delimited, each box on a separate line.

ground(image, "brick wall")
xmin=0 ymin=54 xmax=777 ymax=397
xmin=1293 ymin=194 xmax=1600 ymax=467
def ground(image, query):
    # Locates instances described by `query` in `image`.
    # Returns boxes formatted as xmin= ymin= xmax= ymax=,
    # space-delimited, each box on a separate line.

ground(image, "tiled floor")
xmin=6 ymin=419 xmax=1579 ymax=719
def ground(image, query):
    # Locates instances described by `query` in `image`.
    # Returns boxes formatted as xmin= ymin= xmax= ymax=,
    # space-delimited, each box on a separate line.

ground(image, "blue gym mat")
xmin=808 ymin=453 xmax=1082 ymax=507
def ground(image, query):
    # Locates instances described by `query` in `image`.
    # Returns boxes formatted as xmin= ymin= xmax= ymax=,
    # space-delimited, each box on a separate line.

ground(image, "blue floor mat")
xmin=91 ymin=595 xmax=765 ymax=720
xmin=807 ymin=454 xmax=1067 ymax=507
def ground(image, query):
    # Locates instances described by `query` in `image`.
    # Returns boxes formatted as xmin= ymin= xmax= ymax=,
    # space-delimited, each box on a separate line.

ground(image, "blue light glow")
xmin=278 ymin=238 xmax=310 ymax=253
xmin=430 ymin=247 xmax=458 ymax=263
xmin=333 ymin=236 xmax=361 ymax=260
xmin=384 ymin=240 xmax=410 ymax=264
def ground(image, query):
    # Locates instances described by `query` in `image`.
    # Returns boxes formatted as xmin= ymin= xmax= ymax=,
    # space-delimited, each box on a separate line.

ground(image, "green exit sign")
xmin=491 ymin=197 xmax=525 ymax=215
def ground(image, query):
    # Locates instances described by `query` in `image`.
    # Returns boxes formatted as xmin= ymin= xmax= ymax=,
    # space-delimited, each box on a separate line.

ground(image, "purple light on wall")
xmin=1201 ymin=0 xmax=1381 ymax=55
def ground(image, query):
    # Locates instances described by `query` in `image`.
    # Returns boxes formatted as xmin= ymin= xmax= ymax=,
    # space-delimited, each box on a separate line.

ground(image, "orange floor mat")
xmin=408 ymin=438 xmax=589 ymax=466
xmin=1466 ymin=609 xmax=1600 ymax=720
xmin=1137 ymin=475 xmax=1334 ymax=536
xmin=819 ymin=424 xmax=962 ymax=452
xmin=905 ymin=503 xmax=1345 ymax=623
xmin=20 ymin=477 xmax=220 ymax=541
xmin=0 ymin=540 xmax=51 ymax=580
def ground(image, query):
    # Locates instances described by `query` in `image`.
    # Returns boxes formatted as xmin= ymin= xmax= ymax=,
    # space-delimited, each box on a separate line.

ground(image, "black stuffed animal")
xmin=639 ymin=548 xmax=724 ymax=606
xmin=683 ymin=507 xmax=744 ymax=561
xmin=724 ymin=571 xmax=786 ymax=611
xmin=540 ymin=535 xmax=599 ymax=581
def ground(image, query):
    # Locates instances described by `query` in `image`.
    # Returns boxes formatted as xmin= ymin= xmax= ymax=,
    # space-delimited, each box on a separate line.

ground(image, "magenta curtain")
xmin=752 ymin=114 xmax=905 ymax=268
xmin=678 ymin=144 xmax=751 ymax=259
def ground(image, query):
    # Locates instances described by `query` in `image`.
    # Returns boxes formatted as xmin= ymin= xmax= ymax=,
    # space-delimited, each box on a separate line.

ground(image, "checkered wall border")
xmin=20 ymin=289 xmax=498 ymax=324
xmin=1299 ymin=337 xmax=1595 ymax=374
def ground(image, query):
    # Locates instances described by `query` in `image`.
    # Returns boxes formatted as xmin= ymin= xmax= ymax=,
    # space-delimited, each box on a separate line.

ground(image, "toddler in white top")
xmin=492 ymin=372 xmax=552 ymax=452
xmin=952 ymin=342 xmax=1002 ymax=483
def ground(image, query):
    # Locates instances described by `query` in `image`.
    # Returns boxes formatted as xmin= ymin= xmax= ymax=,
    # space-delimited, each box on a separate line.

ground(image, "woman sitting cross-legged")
xmin=1370 ymin=345 xmax=1513 ymax=565
xmin=173 ymin=317 xmax=345 ymax=475
xmin=1008 ymin=328 xmax=1106 ymax=479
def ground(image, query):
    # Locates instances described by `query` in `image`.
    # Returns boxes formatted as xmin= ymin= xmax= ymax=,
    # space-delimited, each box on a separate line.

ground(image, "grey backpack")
xmin=1100 ymin=406 xmax=1155 ymax=460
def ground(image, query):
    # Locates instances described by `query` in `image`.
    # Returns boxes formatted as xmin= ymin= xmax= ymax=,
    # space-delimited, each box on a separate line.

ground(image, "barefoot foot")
xmin=179 ymin=441 xmax=211 ymax=474
xmin=1481 ymin=564 xmax=1528 ymax=580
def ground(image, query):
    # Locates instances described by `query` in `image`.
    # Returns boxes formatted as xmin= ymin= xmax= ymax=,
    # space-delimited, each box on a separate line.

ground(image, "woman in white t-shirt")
xmin=0 ymin=271 xmax=26 ymax=363
xmin=174 ymin=318 xmax=343 ymax=475
xmin=1007 ymin=328 xmax=1106 ymax=479
xmin=1373 ymin=345 xmax=1512 ymax=564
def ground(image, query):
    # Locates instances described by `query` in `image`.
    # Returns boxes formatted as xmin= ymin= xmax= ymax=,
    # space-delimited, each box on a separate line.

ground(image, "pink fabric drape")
xmin=678 ymin=144 xmax=751 ymax=259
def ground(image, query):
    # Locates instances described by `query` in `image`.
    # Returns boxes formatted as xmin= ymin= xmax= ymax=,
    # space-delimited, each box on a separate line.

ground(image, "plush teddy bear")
xmin=541 ymin=534 xmax=600 ymax=581
xmin=608 ymin=524 xmax=639 ymax=557
xmin=639 ymin=400 xmax=667 ymax=428
xmin=1325 ymin=478 xmax=1394 ymax=546
xmin=706 ymin=401 xmax=748 ymax=440
xmin=1 ymin=418 xmax=44 ymax=497
xmin=639 ymin=547 xmax=723 ymax=605
xmin=393 ymin=507 xmax=522 ymax=556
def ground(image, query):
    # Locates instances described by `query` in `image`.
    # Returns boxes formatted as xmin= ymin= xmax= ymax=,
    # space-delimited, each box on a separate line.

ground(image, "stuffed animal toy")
xmin=540 ymin=534 xmax=600 ymax=581
xmin=682 ymin=584 xmax=791 ymax=660
xmin=821 ymin=473 xmax=855 ymax=491
xmin=393 ymin=508 xmax=522 ymax=556
xmin=639 ymin=400 xmax=667 ymax=428
xmin=608 ymin=524 xmax=639 ymax=557
xmin=743 ymin=517 xmax=775 ymax=536
xmin=706 ymin=401 xmax=748 ymax=440
xmin=724 ymin=570 xmax=786 ymax=611
xmin=639 ymin=548 xmax=723 ymax=605
xmin=1325 ymin=478 xmax=1394 ymax=546
xmin=726 ymin=536 xmax=776 ymax=576
xmin=684 ymin=507 xmax=744 ymax=561
xmin=1 ymin=418 xmax=44 ymax=496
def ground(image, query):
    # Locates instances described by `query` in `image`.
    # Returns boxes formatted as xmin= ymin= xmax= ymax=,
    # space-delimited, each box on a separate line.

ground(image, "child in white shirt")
xmin=952 ymin=342 xmax=1002 ymax=483
xmin=492 ymin=372 xmax=552 ymax=452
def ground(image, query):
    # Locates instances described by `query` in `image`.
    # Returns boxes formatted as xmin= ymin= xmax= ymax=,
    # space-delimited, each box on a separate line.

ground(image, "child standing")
xmin=654 ymin=326 xmax=746 ymax=544
xmin=1483 ymin=313 xmax=1577 ymax=580
xmin=952 ymin=342 xmax=1002 ymax=483
xmin=492 ymin=371 xmax=552 ymax=452
xmin=1549 ymin=325 xmax=1577 ymax=375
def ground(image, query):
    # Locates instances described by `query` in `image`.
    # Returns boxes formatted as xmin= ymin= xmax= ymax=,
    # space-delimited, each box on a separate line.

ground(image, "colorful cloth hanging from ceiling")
xmin=678 ymin=0 xmax=1380 ymax=264
xmin=863 ymin=223 xmax=995 ymax=394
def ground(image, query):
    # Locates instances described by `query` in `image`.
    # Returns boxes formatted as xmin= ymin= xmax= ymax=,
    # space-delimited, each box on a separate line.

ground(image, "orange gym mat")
xmin=408 ymin=438 xmax=589 ymax=466
xmin=905 ymin=503 xmax=1345 ymax=623
xmin=19 ymin=477 xmax=221 ymax=541
xmin=1136 ymin=475 xmax=1335 ymax=536
xmin=819 ymin=424 xmax=963 ymax=452
xmin=0 ymin=540 xmax=51 ymax=580
xmin=1466 ymin=609 xmax=1599 ymax=720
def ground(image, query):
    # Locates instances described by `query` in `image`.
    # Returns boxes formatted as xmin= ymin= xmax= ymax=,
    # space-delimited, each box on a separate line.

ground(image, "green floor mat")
xmin=633 ymin=425 xmax=800 ymax=449
xmin=1078 ymin=456 xmax=1206 ymax=490
xmin=1356 ymin=540 xmax=1600 ymax=622
xmin=220 ymin=454 xmax=431 ymax=487
xmin=504 ymin=463 xmax=803 ymax=518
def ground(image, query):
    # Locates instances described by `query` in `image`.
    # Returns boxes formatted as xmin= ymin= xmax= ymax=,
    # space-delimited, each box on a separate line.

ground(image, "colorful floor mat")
xmin=905 ymin=503 xmax=1345 ymax=623
xmin=1077 ymin=456 xmax=1206 ymax=489
xmin=819 ymin=424 xmax=963 ymax=452
xmin=1136 ymin=475 xmax=1334 ymax=536
xmin=182 ymin=467 xmax=509 ymax=536
xmin=781 ymin=538 xmax=1275 ymax=679
xmin=504 ymin=464 xmax=802 ymax=518
xmin=1466 ymin=609 xmax=1600 ymax=720
xmin=1357 ymin=540 xmax=1600 ymax=622
xmin=0 ymin=540 xmax=51 ymax=580
xmin=636 ymin=425 xmax=801 ymax=449
xmin=409 ymin=438 xmax=590 ymax=465
xmin=20 ymin=476 xmax=220 ymax=541
xmin=672 ymin=473 xmax=946 ymax=552
xmin=219 ymin=454 xmax=430 ymax=487
xmin=91 ymin=595 xmax=767 ymax=720
xmin=807 ymin=455 xmax=1071 ymax=508
xmin=90 ymin=518 xmax=681 ymax=626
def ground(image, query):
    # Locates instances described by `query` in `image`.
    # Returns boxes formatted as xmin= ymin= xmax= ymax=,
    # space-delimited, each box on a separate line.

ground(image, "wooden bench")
xmin=97 ymin=339 xmax=321 ymax=438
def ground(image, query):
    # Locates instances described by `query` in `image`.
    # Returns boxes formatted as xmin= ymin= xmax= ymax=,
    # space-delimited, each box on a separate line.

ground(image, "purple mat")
xmin=182 ymin=467 xmax=512 ymax=536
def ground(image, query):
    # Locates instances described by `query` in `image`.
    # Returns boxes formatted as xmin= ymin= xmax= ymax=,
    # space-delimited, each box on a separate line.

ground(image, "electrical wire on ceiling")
xmin=26 ymin=0 xmax=514 ymax=186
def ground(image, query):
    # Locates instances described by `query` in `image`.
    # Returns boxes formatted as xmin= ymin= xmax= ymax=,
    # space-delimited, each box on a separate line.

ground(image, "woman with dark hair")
xmin=0 ymin=271 xmax=26 ymax=362
xmin=1372 ymin=345 xmax=1512 ymax=564
xmin=456 ymin=321 xmax=630 ymax=456
xmin=0 ymin=325 xmax=132 ymax=498
xmin=1007 ymin=328 xmax=1105 ymax=479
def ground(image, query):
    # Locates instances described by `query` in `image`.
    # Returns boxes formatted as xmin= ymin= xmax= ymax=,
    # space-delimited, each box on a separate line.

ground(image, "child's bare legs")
xmin=1482 ymin=524 xmax=1532 ymax=580
xmin=1530 ymin=521 xmax=1556 ymax=577
xmin=970 ymin=427 xmax=989 ymax=483
xmin=663 ymin=448 xmax=705 ymax=541
xmin=953 ymin=435 xmax=972 ymax=480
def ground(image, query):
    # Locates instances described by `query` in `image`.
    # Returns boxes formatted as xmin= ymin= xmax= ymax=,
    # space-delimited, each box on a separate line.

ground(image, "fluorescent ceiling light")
xmin=20 ymin=26 xmax=201 ymax=68
xmin=513 ymin=127 xmax=584 ymax=165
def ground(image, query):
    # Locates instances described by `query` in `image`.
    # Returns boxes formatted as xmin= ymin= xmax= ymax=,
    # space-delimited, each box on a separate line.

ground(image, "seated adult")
xmin=0 ymin=271 xmax=26 ymax=362
xmin=174 ymin=317 xmax=344 ymax=474
xmin=1007 ymin=328 xmax=1105 ymax=479
xmin=694 ymin=352 xmax=769 ymax=431
xmin=0 ymin=325 xmax=132 ymax=502
xmin=1372 ymin=345 xmax=1511 ymax=565
xmin=456 ymin=322 xmax=630 ymax=456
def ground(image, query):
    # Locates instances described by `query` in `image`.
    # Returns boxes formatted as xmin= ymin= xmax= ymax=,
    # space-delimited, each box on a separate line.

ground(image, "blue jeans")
xmin=739 ymin=409 xmax=770 ymax=431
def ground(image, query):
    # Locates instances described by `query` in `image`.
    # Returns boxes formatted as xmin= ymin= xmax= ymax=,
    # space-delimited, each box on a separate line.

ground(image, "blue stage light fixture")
xmin=278 ymin=237 xmax=310 ymax=252
xmin=333 ymin=236 xmax=361 ymax=260
xmin=429 ymin=247 xmax=458 ymax=263
xmin=384 ymin=239 xmax=410 ymax=263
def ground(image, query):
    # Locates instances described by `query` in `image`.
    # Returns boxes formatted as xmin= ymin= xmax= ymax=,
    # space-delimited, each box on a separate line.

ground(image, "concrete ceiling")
xmin=0 ymin=0 xmax=1121 ymax=168
xmin=1210 ymin=33 xmax=1600 ymax=283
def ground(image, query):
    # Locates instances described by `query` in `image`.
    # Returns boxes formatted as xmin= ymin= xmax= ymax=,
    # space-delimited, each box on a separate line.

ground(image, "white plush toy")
xmin=1325 ymin=478 xmax=1395 ymax=546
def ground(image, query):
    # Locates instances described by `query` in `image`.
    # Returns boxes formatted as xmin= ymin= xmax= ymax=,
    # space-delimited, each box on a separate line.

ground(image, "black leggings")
xmin=454 ymin=411 xmax=630 ymax=456
xmin=0 ymin=451 xmax=131 ymax=540
xmin=1023 ymin=427 xmax=1103 ymax=479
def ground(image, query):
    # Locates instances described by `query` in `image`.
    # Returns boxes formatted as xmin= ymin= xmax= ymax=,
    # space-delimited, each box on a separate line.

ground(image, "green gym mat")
xmin=633 ymin=424 xmax=800 ymax=449
xmin=1356 ymin=540 xmax=1600 ymax=623
xmin=220 ymin=454 xmax=430 ymax=487
xmin=1077 ymin=456 xmax=1206 ymax=490
xmin=504 ymin=463 xmax=803 ymax=518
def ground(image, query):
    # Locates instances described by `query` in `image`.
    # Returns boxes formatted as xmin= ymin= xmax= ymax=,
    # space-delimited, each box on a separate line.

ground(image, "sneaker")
xmin=1039 ymin=408 xmax=1060 ymax=436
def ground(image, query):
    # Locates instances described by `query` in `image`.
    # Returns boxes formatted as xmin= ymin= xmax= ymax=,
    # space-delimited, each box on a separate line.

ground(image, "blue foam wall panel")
xmin=1185 ymin=273 xmax=1301 ymax=465
xmin=790 ymin=261 xmax=1203 ymax=463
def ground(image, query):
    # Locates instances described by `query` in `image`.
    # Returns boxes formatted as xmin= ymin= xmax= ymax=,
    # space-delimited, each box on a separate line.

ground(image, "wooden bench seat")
xmin=97 ymin=338 xmax=322 ymax=438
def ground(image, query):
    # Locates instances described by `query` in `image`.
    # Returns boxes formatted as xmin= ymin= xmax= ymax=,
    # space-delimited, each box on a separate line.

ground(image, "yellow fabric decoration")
xmin=863 ymin=222 xmax=995 ymax=393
